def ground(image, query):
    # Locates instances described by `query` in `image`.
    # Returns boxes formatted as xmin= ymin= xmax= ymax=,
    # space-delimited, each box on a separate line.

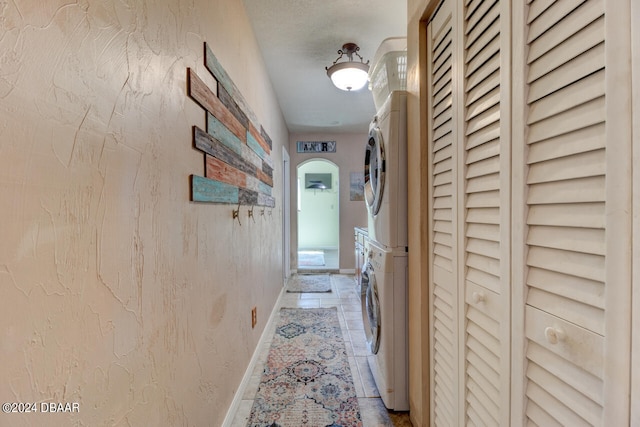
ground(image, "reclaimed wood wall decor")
xmin=187 ymin=42 xmax=275 ymax=208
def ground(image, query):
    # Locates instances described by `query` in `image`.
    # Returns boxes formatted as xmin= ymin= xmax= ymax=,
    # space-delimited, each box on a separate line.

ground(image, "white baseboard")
xmin=222 ymin=286 xmax=285 ymax=427
xmin=291 ymin=268 xmax=354 ymax=274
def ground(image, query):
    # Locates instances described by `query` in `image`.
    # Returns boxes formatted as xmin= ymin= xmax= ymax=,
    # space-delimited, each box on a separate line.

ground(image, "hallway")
xmin=229 ymin=274 xmax=411 ymax=426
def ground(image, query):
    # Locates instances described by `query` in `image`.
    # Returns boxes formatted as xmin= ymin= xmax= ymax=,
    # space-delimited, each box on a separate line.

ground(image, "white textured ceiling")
xmin=242 ymin=0 xmax=407 ymax=134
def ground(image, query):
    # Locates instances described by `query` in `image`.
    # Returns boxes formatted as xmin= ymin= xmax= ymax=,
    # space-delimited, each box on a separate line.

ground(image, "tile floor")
xmin=230 ymin=274 xmax=412 ymax=427
xmin=297 ymin=249 xmax=340 ymax=272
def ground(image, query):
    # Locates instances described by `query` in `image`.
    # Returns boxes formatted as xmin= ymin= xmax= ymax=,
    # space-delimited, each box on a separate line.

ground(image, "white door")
xmin=459 ymin=0 xmax=512 ymax=425
xmin=423 ymin=0 xmax=634 ymax=425
xmin=426 ymin=0 xmax=512 ymax=424
xmin=426 ymin=1 xmax=460 ymax=424
xmin=511 ymin=1 xmax=632 ymax=425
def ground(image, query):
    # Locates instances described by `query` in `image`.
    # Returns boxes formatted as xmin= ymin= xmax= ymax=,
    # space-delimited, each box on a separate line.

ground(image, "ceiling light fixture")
xmin=325 ymin=42 xmax=370 ymax=91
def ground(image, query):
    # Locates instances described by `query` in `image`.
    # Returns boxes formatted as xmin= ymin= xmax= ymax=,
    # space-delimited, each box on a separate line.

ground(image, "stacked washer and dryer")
xmin=360 ymin=38 xmax=409 ymax=411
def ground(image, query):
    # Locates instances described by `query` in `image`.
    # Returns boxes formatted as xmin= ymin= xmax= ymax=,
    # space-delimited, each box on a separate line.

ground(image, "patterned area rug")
xmin=298 ymin=250 xmax=326 ymax=266
xmin=286 ymin=274 xmax=331 ymax=293
xmin=246 ymin=308 xmax=362 ymax=427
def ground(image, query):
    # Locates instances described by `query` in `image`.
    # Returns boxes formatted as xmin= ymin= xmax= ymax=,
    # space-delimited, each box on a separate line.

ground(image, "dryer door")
xmin=364 ymin=126 xmax=385 ymax=216
xmin=364 ymin=263 xmax=381 ymax=354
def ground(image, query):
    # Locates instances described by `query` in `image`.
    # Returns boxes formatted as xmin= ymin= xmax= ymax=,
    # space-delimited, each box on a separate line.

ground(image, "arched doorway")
xmin=296 ymin=159 xmax=339 ymax=271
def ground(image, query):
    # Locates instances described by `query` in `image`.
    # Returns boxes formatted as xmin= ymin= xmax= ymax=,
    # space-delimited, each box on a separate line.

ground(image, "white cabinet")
xmin=354 ymin=227 xmax=368 ymax=286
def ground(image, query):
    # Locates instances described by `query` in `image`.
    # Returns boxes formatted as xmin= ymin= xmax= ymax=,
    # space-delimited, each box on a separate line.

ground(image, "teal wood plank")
xmin=246 ymin=129 xmax=267 ymax=160
xmin=259 ymin=181 xmax=272 ymax=197
xmin=241 ymin=141 xmax=263 ymax=170
xmin=248 ymin=122 xmax=271 ymax=155
xmin=191 ymin=175 xmax=239 ymax=203
xmin=244 ymin=174 xmax=263 ymax=194
xmin=204 ymin=115 xmax=274 ymax=183
xmin=207 ymin=113 xmax=243 ymax=156
xmin=205 ymin=43 xmax=260 ymax=130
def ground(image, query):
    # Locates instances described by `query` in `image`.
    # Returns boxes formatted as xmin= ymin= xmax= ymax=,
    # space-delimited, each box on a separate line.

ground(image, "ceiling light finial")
xmin=325 ymin=42 xmax=370 ymax=91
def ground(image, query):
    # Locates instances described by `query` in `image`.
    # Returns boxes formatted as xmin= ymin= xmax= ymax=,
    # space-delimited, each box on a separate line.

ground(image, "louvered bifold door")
xmin=427 ymin=0 xmax=459 ymax=425
xmin=461 ymin=0 xmax=511 ymax=425
xmin=512 ymin=0 xmax=632 ymax=425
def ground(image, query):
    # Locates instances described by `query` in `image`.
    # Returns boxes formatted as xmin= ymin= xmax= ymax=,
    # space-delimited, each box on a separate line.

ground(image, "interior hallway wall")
xmin=289 ymin=133 xmax=368 ymax=272
xmin=0 ymin=1 xmax=288 ymax=425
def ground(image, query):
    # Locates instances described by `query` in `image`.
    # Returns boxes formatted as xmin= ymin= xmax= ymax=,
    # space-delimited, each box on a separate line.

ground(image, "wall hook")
xmin=260 ymin=208 xmax=265 ymax=217
xmin=247 ymin=205 xmax=255 ymax=223
xmin=232 ymin=202 xmax=242 ymax=225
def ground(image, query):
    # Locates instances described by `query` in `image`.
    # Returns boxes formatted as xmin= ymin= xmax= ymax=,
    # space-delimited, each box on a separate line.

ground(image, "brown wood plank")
xmin=188 ymin=68 xmax=247 ymax=143
xmin=205 ymin=155 xmax=247 ymax=188
xmin=249 ymin=122 xmax=271 ymax=155
xmin=260 ymin=125 xmax=273 ymax=150
xmin=256 ymin=168 xmax=273 ymax=187
xmin=218 ymin=83 xmax=250 ymax=131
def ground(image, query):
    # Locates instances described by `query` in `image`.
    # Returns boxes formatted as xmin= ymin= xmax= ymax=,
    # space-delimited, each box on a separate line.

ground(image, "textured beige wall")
xmin=0 ymin=1 xmax=287 ymax=425
xmin=289 ymin=133 xmax=368 ymax=272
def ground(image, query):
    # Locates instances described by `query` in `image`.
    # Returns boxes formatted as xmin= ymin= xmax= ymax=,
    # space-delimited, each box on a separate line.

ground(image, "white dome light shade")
xmin=325 ymin=43 xmax=370 ymax=91
xmin=327 ymin=61 xmax=370 ymax=91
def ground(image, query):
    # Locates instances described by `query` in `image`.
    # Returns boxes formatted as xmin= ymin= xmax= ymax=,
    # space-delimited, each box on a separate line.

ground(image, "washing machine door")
xmin=363 ymin=263 xmax=381 ymax=354
xmin=364 ymin=126 xmax=385 ymax=216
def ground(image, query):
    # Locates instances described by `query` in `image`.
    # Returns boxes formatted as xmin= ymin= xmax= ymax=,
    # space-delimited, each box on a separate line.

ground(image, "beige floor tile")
xmin=355 ymin=356 xmax=380 ymax=398
xmin=348 ymin=356 xmax=366 ymax=398
xmin=358 ymin=398 xmax=394 ymax=426
xmin=229 ymin=399 xmax=253 ymax=427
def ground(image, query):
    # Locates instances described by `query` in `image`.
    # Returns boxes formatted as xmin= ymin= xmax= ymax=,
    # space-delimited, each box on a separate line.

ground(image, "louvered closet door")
xmin=517 ymin=0 xmax=631 ymax=425
xmin=461 ymin=0 xmax=510 ymax=425
xmin=427 ymin=0 xmax=512 ymax=425
xmin=427 ymin=0 xmax=458 ymax=425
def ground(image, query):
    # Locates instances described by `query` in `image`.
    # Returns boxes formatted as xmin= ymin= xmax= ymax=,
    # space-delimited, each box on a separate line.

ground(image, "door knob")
xmin=544 ymin=326 xmax=566 ymax=345
xmin=471 ymin=291 xmax=485 ymax=304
